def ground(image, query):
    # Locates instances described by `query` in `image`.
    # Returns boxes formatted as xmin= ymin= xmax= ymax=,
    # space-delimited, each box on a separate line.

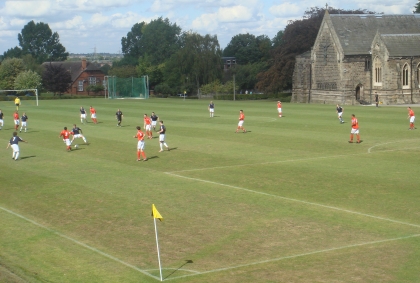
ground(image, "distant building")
xmin=222 ymin=57 xmax=236 ymax=71
xmin=43 ymin=58 xmax=105 ymax=95
xmin=292 ymin=11 xmax=420 ymax=105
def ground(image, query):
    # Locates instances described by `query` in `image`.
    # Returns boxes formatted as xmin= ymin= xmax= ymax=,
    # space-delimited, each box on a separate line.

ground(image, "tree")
xmin=256 ymin=7 xmax=376 ymax=93
xmin=86 ymin=84 xmax=104 ymax=95
xmin=42 ymin=63 xmax=72 ymax=95
xmin=0 ymin=58 xmax=26 ymax=90
xmin=3 ymin=46 xmax=24 ymax=59
xmin=121 ymin=22 xmax=146 ymax=59
xmin=414 ymin=0 xmax=420 ymax=13
xmin=223 ymin=33 xmax=270 ymax=64
xmin=234 ymin=62 xmax=268 ymax=91
xmin=108 ymin=65 xmax=137 ymax=78
xmin=272 ymin=30 xmax=284 ymax=48
xmin=14 ymin=70 xmax=42 ymax=90
xmin=18 ymin=21 xmax=68 ymax=63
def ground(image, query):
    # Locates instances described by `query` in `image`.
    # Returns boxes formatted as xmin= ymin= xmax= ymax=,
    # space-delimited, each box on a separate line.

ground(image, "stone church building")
xmin=292 ymin=11 xmax=420 ymax=105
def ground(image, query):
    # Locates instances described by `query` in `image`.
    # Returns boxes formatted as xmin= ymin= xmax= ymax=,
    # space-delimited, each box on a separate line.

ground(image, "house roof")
xmin=380 ymin=34 xmax=420 ymax=57
xmin=42 ymin=60 xmax=103 ymax=82
xmin=329 ymin=14 xmax=420 ymax=55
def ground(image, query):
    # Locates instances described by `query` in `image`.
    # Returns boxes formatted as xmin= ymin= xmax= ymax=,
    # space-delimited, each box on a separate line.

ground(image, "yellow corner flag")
xmin=152 ymin=204 xmax=163 ymax=221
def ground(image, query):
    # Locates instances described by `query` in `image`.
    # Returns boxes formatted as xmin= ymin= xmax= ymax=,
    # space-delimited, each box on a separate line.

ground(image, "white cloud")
xmin=192 ymin=5 xmax=254 ymax=31
xmin=269 ymin=2 xmax=302 ymax=17
xmin=1 ymin=1 xmax=53 ymax=17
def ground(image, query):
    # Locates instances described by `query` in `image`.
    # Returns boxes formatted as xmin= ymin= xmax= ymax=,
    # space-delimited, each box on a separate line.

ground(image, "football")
xmin=74 ymin=144 xmax=79 ymax=148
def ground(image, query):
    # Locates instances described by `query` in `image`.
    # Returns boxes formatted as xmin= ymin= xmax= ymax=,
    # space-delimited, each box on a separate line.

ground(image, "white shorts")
xmin=277 ymin=108 xmax=282 ymax=113
xmin=11 ymin=144 xmax=19 ymax=152
xmin=137 ymin=140 xmax=145 ymax=150
xmin=145 ymin=124 xmax=151 ymax=131
xmin=152 ymin=121 xmax=157 ymax=127
xmin=338 ymin=112 xmax=343 ymax=118
xmin=21 ymin=122 xmax=27 ymax=127
xmin=351 ymin=128 xmax=359 ymax=134
xmin=65 ymin=139 xmax=71 ymax=146
xmin=209 ymin=108 xmax=214 ymax=113
xmin=73 ymin=134 xmax=83 ymax=138
xmin=14 ymin=120 xmax=19 ymax=125
xmin=410 ymin=116 xmax=415 ymax=123
xmin=0 ymin=119 xmax=3 ymax=125
xmin=238 ymin=120 xmax=244 ymax=127
xmin=81 ymin=114 xmax=86 ymax=119
xmin=91 ymin=114 xmax=96 ymax=118
xmin=159 ymin=134 xmax=165 ymax=142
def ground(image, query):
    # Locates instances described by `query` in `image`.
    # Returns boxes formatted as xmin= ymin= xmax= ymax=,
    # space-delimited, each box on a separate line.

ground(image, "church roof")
xmin=380 ymin=34 xmax=420 ymax=57
xmin=329 ymin=14 xmax=420 ymax=55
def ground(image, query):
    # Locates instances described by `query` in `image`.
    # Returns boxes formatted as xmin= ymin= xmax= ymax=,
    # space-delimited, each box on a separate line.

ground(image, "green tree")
xmin=223 ymin=33 xmax=270 ymax=64
xmin=137 ymin=56 xmax=164 ymax=87
xmin=42 ymin=63 xmax=72 ymax=95
xmin=14 ymin=70 xmax=42 ymax=90
xmin=121 ymin=22 xmax=146 ymax=59
xmin=86 ymin=84 xmax=105 ymax=95
xmin=108 ymin=65 xmax=137 ymax=78
xmin=2 ymin=46 xmax=24 ymax=59
xmin=18 ymin=21 xmax=68 ymax=63
xmin=414 ymin=0 xmax=420 ymax=13
xmin=0 ymin=58 xmax=26 ymax=90
xmin=234 ymin=62 xmax=268 ymax=91
xmin=272 ymin=30 xmax=284 ymax=48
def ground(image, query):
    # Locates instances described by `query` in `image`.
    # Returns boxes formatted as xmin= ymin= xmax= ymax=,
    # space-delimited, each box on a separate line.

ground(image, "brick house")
xmin=292 ymin=11 xmax=420 ymax=105
xmin=43 ymin=58 xmax=105 ymax=95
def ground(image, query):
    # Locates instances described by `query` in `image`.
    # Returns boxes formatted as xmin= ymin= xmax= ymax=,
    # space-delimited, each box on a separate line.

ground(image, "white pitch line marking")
xmin=165 ymin=173 xmax=420 ymax=229
xmin=368 ymin=139 xmax=420 ymax=153
xmin=165 ymin=233 xmax=420 ymax=281
xmin=0 ymin=206 xmax=160 ymax=281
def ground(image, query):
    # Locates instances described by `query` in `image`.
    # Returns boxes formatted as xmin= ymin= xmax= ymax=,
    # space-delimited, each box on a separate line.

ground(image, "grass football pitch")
xmin=1 ymin=98 xmax=420 ymax=283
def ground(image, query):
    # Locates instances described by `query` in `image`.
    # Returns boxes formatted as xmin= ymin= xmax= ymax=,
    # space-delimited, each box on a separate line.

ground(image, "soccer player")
xmin=71 ymin=124 xmax=88 ymax=144
xmin=13 ymin=111 xmax=19 ymax=130
xmin=336 ymin=104 xmax=344 ymax=124
xmin=349 ymin=114 xmax=361 ymax=143
xmin=144 ymin=114 xmax=152 ymax=139
xmin=59 ymin=126 xmax=73 ymax=151
xmin=277 ymin=101 xmax=282 ymax=118
xmin=134 ymin=126 xmax=147 ymax=161
xmin=208 ymin=101 xmax=215 ymax=117
xmin=116 ymin=109 xmax=123 ymax=127
xmin=157 ymin=120 xmax=169 ymax=152
xmin=151 ymin=112 xmax=159 ymax=130
xmin=14 ymin=96 xmax=21 ymax=110
xmin=90 ymin=106 xmax=98 ymax=124
xmin=20 ymin=112 xmax=28 ymax=132
xmin=235 ymin=110 xmax=246 ymax=133
xmin=0 ymin=109 xmax=4 ymax=130
xmin=407 ymin=107 xmax=416 ymax=130
xmin=7 ymin=132 xmax=27 ymax=160
xmin=80 ymin=106 xmax=87 ymax=124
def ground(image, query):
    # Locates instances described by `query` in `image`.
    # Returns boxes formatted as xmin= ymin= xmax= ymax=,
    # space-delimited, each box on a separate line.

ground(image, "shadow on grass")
xmin=20 ymin=155 xmax=36 ymax=160
xmin=164 ymin=260 xmax=193 ymax=280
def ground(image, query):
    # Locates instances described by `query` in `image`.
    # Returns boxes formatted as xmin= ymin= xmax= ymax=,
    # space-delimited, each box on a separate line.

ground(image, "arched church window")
xmin=402 ymin=64 xmax=409 ymax=88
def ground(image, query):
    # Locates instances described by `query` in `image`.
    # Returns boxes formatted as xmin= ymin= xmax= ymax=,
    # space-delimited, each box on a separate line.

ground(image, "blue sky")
xmin=0 ymin=0 xmax=417 ymax=54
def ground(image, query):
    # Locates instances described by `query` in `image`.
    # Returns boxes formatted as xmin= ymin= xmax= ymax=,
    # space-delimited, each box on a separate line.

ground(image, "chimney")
xmin=82 ymin=58 xmax=87 ymax=70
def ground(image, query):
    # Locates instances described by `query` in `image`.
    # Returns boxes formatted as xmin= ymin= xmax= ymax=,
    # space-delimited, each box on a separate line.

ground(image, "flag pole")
xmin=154 ymin=217 xmax=163 ymax=281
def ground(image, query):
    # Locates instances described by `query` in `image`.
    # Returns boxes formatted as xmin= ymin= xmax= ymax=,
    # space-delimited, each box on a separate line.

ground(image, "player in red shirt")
xmin=277 ymin=101 xmax=282 ymax=118
xmin=235 ymin=110 xmax=246 ymax=133
xmin=407 ymin=107 xmax=416 ymax=130
xmin=90 ymin=106 xmax=97 ymax=124
xmin=13 ymin=111 xmax=19 ymax=130
xmin=134 ymin=126 xmax=147 ymax=161
xmin=59 ymin=126 xmax=74 ymax=151
xmin=349 ymin=114 xmax=361 ymax=143
xmin=143 ymin=114 xmax=152 ymax=139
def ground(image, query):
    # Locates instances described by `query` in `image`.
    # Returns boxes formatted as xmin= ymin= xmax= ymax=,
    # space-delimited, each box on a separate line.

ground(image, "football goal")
xmin=0 ymin=89 xmax=39 ymax=106
xmin=104 ymin=76 xmax=149 ymax=99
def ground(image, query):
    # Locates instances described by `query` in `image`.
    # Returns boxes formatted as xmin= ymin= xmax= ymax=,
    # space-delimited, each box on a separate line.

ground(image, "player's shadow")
xmin=20 ymin=155 xmax=36 ymax=160
xmin=25 ymin=131 xmax=39 ymax=133
xmin=146 ymin=156 xmax=159 ymax=160
xmin=168 ymin=147 xmax=177 ymax=151
xmin=164 ymin=260 xmax=193 ymax=279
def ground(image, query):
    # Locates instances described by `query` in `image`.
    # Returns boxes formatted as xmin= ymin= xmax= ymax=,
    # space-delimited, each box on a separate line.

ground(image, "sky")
xmin=0 ymin=0 xmax=417 ymax=55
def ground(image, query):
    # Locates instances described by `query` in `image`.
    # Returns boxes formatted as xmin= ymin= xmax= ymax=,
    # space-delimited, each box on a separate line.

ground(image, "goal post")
xmin=0 ymin=89 xmax=39 ymax=106
xmin=104 ymin=76 xmax=149 ymax=99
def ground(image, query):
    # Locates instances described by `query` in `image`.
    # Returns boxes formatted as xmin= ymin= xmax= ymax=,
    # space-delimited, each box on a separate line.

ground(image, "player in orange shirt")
xmin=407 ymin=107 xmax=416 ymax=130
xmin=277 ymin=101 xmax=282 ymax=118
xmin=235 ymin=110 xmax=246 ymax=133
xmin=90 ymin=106 xmax=97 ymax=124
xmin=59 ymin=126 xmax=73 ymax=151
xmin=143 ymin=114 xmax=152 ymax=139
xmin=349 ymin=114 xmax=361 ymax=143
xmin=13 ymin=111 xmax=20 ymax=130
xmin=134 ymin=126 xmax=147 ymax=161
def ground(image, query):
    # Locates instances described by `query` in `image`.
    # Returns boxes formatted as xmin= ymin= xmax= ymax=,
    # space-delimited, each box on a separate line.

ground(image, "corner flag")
xmin=152 ymin=204 xmax=163 ymax=221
